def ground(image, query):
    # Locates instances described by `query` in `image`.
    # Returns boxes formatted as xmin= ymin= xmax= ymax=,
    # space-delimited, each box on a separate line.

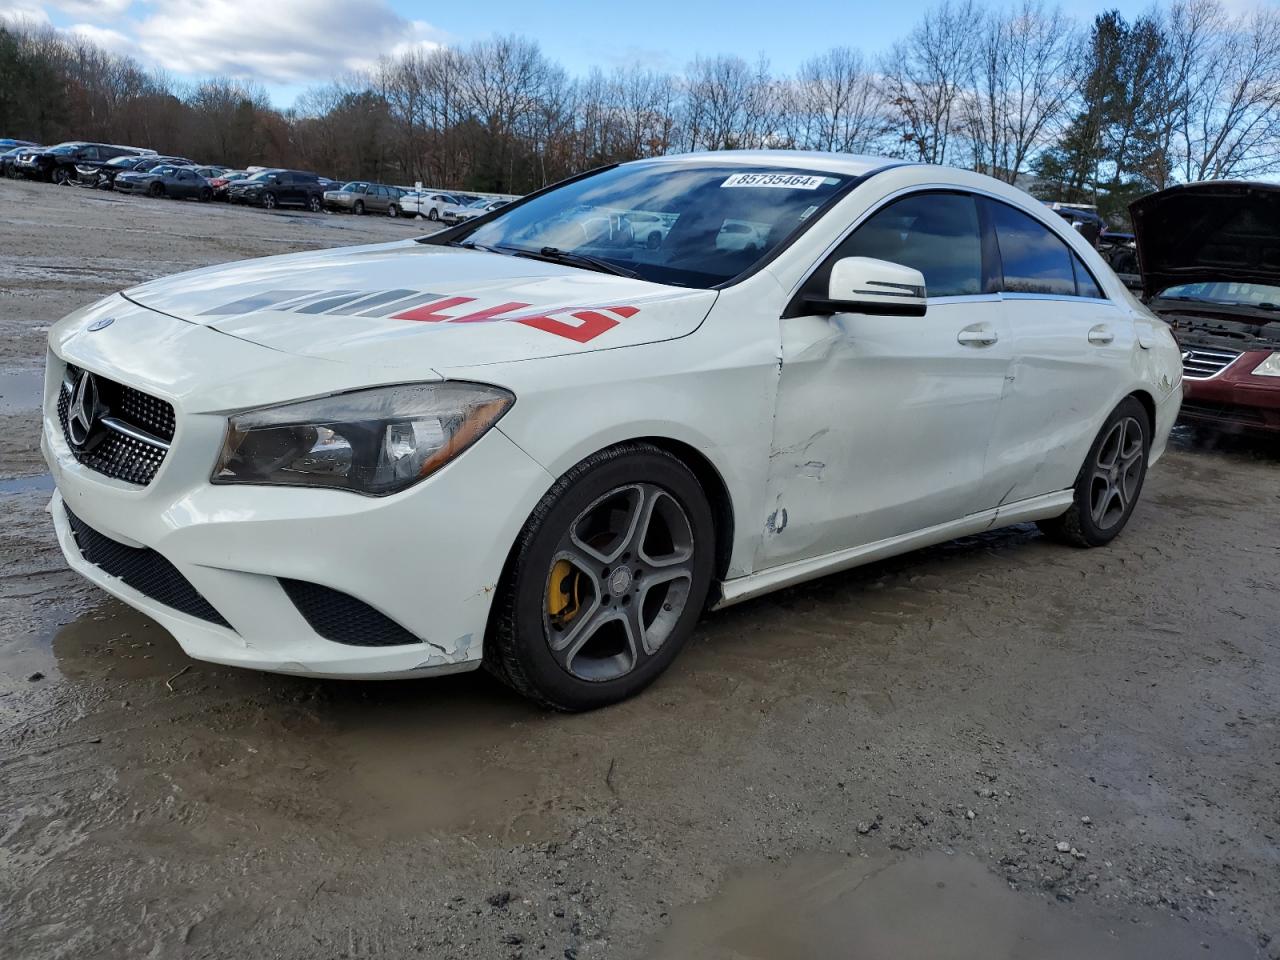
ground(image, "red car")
xmin=1131 ymin=182 xmax=1280 ymax=433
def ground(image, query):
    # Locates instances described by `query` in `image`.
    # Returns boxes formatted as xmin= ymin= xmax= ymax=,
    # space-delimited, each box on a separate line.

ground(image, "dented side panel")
xmin=755 ymin=301 xmax=1013 ymax=570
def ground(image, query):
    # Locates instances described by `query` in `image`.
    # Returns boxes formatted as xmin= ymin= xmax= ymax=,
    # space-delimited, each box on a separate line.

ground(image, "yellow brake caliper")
xmin=548 ymin=559 xmax=583 ymax=627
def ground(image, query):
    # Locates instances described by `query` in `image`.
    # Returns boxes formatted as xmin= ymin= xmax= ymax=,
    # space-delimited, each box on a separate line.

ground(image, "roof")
xmin=636 ymin=150 xmax=909 ymax=178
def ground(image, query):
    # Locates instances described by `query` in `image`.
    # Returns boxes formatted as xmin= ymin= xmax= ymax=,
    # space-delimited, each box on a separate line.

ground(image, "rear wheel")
xmin=1037 ymin=397 xmax=1150 ymax=547
xmin=428 ymin=208 xmax=439 ymax=221
xmin=199 ymin=187 xmax=212 ymax=202
xmin=308 ymin=194 xmax=322 ymax=212
xmin=485 ymin=444 xmax=715 ymax=711
xmin=388 ymin=204 xmax=400 ymax=218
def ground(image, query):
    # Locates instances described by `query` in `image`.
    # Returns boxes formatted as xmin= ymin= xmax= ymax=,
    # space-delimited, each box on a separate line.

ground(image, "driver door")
xmin=757 ymin=191 xmax=1013 ymax=569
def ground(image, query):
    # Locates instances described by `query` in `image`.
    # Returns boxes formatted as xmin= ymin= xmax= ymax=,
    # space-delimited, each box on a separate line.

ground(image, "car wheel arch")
xmin=1127 ymin=389 xmax=1156 ymax=436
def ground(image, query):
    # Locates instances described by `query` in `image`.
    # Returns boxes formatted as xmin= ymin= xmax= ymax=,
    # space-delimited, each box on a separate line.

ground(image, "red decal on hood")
xmin=515 ymin=308 xmax=622 ymax=343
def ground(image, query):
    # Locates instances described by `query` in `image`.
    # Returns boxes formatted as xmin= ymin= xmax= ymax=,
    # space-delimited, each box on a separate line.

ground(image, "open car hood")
xmin=123 ymin=239 xmax=717 ymax=369
xmin=1130 ymin=182 xmax=1280 ymax=298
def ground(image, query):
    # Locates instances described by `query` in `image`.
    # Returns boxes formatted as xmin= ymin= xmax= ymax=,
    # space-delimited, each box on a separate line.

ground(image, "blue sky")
xmin=4 ymin=0 xmax=1273 ymax=106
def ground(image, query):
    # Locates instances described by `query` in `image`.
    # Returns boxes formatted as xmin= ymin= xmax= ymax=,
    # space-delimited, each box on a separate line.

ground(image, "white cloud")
xmin=65 ymin=21 xmax=136 ymax=54
xmin=50 ymin=0 xmax=133 ymax=16
xmin=129 ymin=0 xmax=447 ymax=84
xmin=0 ymin=2 xmax=52 ymax=27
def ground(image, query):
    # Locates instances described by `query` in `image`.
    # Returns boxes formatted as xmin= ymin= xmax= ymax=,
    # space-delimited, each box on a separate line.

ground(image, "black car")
xmin=11 ymin=141 xmax=153 ymax=184
xmin=81 ymin=154 xmax=196 ymax=190
xmin=114 ymin=164 xmax=213 ymax=201
xmin=0 ymin=145 xmax=40 ymax=178
xmin=227 ymin=169 xmax=326 ymax=211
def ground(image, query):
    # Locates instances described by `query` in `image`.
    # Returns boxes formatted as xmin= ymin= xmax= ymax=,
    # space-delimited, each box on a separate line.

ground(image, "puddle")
xmin=646 ymin=851 xmax=1254 ymax=959
xmin=0 ymin=369 xmax=44 ymax=414
xmin=51 ymin=602 xmax=186 ymax=681
xmin=0 ymin=473 xmax=54 ymax=495
xmin=320 ymin=674 xmax=560 ymax=842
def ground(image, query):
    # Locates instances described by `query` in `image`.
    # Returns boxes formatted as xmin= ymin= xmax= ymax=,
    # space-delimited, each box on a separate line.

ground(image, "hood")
xmin=123 ymin=239 xmax=718 ymax=370
xmin=1130 ymin=181 xmax=1280 ymax=297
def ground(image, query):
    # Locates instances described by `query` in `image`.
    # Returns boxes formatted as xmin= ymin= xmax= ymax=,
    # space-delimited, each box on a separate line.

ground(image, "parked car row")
xmin=3 ymin=138 xmax=516 ymax=225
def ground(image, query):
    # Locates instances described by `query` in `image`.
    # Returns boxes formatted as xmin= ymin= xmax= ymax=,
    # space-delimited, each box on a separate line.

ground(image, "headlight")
xmin=1251 ymin=352 xmax=1280 ymax=377
xmin=212 ymin=382 xmax=514 ymax=496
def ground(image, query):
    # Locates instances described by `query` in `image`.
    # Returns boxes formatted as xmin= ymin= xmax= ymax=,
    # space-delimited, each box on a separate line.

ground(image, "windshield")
xmin=1160 ymin=281 xmax=1280 ymax=309
xmin=340 ymin=182 xmax=362 ymax=192
xmin=48 ymin=144 xmax=79 ymax=155
xmin=246 ymin=170 xmax=278 ymax=182
xmin=106 ymin=156 xmax=138 ymax=168
xmin=458 ymin=163 xmax=848 ymax=288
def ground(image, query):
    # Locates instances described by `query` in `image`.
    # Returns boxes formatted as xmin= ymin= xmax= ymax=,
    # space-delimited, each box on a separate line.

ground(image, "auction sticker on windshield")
xmin=721 ymin=172 xmax=833 ymax=189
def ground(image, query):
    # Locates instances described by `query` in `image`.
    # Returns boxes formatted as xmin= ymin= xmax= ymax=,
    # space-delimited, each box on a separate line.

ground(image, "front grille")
xmin=64 ymin=505 xmax=231 ymax=627
xmin=58 ymin=364 xmax=174 ymax=486
xmin=1181 ymin=346 xmax=1241 ymax=379
xmin=280 ymin=579 xmax=423 ymax=647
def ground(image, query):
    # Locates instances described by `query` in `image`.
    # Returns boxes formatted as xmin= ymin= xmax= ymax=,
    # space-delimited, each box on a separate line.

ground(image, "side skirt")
xmin=713 ymin=489 xmax=1074 ymax=609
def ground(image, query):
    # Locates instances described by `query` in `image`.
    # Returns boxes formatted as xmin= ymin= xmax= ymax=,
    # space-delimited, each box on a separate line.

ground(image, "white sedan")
xmin=398 ymin=190 xmax=467 ymax=221
xmin=42 ymin=151 xmax=1182 ymax=710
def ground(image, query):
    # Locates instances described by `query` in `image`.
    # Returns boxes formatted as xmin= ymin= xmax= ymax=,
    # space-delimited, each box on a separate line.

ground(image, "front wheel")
xmin=1038 ymin=397 xmax=1150 ymax=547
xmin=52 ymin=167 xmax=71 ymax=185
xmin=485 ymin=444 xmax=716 ymax=711
xmin=353 ymin=199 xmax=364 ymax=215
xmin=262 ymin=192 xmax=277 ymax=210
xmin=148 ymin=182 xmax=164 ymax=198
xmin=308 ymin=194 xmax=322 ymax=212
xmin=428 ymin=208 xmax=439 ymax=221
xmin=388 ymin=204 xmax=400 ymax=218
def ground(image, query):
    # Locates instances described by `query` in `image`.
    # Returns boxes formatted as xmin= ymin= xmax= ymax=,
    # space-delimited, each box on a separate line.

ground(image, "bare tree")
xmin=880 ymin=0 xmax=980 ymax=164
xmin=1171 ymin=0 xmax=1280 ymax=182
xmin=960 ymin=1 xmax=1077 ymax=182
xmin=783 ymin=47 xmax=886 ymax=153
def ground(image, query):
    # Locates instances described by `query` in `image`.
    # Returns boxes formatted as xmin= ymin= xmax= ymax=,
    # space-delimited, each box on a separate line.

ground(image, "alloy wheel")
xmin=543 ymin=483 xmax=696 ymax=682
xmin=1089 ymin=416 xmax=1144 ymax=530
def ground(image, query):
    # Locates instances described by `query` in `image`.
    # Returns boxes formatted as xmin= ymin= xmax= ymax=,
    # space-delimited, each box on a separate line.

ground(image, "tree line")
xmin=2 ymin=0 xmax=1278 ymax=223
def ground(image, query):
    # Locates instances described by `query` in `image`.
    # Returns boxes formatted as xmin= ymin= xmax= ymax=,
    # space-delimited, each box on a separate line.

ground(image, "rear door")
xmin=982 ymin=198 xmax=1135 ymax=503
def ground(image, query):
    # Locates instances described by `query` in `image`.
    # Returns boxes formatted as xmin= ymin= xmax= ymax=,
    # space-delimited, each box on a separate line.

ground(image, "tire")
xmin=199 ymin=187 xmax=212 ymax=203
xmin=262 ymin=192 xmax=277 ymax=210
xmin=1037 ymin=397 xmax=1150 ymax=547
xmin=388 ymin=204 xmax=400 ymax=218
xmin=428 ymin=208 xmax=439 ymax=221
xmin=485 ymin=443 xmax=716 ymax=711
xmin=52 ymin=167 xmax=71 ymax=185
xmin=308 ymin=194 xmax=322 ymax=213
xmin=353 ymin=199 xmax=364 ymax=215
xmin=148 ymin=183 xmax=164 ymax=198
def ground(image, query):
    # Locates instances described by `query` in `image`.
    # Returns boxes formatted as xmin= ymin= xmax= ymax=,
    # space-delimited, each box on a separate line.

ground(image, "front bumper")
xmin=1181 ymin=350 xmax=1280 ymax=432
xmin=43 ymin=303 xmax=554 ymax=679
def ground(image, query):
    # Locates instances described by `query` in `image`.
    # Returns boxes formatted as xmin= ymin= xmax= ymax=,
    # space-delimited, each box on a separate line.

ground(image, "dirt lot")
xmin=1 ymin=177 xmax=1278 ymax=960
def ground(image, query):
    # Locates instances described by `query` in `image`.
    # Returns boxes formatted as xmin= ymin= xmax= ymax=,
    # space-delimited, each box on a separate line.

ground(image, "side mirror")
xmin=808 ymin=257 xmax=927 ymax=317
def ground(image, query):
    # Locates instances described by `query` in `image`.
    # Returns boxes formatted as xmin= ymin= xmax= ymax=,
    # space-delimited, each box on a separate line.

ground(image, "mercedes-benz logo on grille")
xmin=67 ymin=370 xmax=101 ymax=448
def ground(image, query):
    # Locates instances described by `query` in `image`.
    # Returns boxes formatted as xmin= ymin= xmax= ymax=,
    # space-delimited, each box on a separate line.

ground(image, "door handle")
xmin=957 ymin=325 xmax=998 ymax=346
xmin=1088 ymin=325 xmax=1114 ymax=345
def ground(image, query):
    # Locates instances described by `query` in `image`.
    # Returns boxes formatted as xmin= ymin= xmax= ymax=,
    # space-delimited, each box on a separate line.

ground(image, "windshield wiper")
xmin=448 ymin=240 xmax=504 ymax=254
xmin=501 ymin=245 xmax=639 ymax=279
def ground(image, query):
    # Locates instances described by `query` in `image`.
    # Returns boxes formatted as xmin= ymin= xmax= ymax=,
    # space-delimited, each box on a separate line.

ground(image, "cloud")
xmin=128 ymin=0 xmax=447 ymax=84
xmin=0 ymin=2 xmax=52 ymax=27
xmin=65 ymin=21 xmax=136 ymax=54
xmin=50 ymin=0 xmax=133 ymax=16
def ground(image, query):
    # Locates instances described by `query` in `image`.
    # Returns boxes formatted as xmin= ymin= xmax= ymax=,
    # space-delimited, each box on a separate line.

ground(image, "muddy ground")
xmin=1 ymin=177 xmax=1277 ymax=960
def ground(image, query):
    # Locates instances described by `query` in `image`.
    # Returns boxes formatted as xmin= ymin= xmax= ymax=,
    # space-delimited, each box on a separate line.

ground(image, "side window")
xmin=988 ymin=200 xmax=1086 ymax=298
xmin=833 ymin=192 xmax=984 ymax=298
xmin=1072 ymin=255 xmax=1104 ymax=299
